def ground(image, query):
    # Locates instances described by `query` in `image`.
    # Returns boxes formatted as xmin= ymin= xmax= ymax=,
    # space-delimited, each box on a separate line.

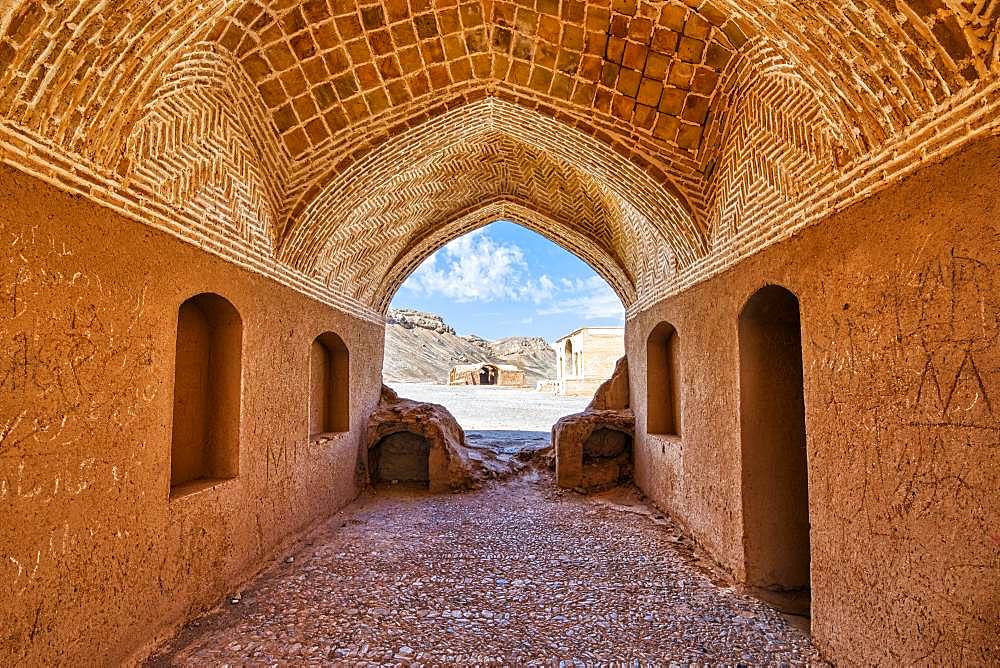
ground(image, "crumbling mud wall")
xmin=628 ymin=136 xmax=1000 ymax=663
xmin=366 ymin=385 xmax=480 ymax=492
xmin=0 ymin=164 xmax=384 ymax=665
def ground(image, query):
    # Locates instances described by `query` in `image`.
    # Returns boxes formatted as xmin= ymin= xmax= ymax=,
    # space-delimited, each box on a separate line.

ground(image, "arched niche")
xmin=170 ymin=292 xmax=243 ymax=496
xmin=646 ymin=321 xmax=682 ymax=437
xmin=738 ymin=284 xmax=810 ymax=616
xmin=310 ymin=332 xmax=350 ymax=436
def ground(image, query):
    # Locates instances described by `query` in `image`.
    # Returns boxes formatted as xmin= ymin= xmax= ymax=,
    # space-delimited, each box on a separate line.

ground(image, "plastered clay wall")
xmin=628 ymin=136 xmax=1000 ymax=664
xmin=579 ymin=330 xmax=627 ymax=384
xmin=0 ymin=164 xmax=384 ymax=665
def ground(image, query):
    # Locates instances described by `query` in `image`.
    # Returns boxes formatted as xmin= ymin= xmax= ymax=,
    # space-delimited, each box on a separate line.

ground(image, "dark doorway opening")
xmin=369 ymin=432 xmax=430 ymax=487
xmin=581 ymin=427 xmax=633 ymax=489
xmin=738 ymin=285 xmax=811 ymax=618
xmin=479 ymin=364 xmax=498 ymax=385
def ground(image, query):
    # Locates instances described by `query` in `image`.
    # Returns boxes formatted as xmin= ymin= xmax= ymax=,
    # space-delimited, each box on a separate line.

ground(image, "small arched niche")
xmin=170 ymin=292 xmax=242 ymax=496
xmin=310 ymin=332 xmax=350 ymax=436
xmin=646 ymin=321 xmax=681 ymax=436
xmin=738 ymin=285 xmax=810 ymax=617
xmin=369 ymin=432 xmax=430 ymax=487
xmin=563 ymin=339 xmax=574 ymax=377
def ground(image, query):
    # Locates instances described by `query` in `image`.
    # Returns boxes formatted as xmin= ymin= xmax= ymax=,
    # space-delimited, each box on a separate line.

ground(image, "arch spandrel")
xmin=369 ymin=199 xmax=639 ymax=314
xmin=280 ymin=99 xmax=708 ymax=287
xmin=123 ymin=44 xmax=293 ymax=254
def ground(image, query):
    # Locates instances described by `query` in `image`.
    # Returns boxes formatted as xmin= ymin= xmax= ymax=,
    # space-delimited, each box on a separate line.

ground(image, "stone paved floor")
xmin=150 ymin=472 xmax=822 ymax=666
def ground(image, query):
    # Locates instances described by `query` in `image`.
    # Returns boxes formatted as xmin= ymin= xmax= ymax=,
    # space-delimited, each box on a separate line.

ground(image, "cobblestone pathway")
xmin=150 ymin=472 xmax=821 ymax=666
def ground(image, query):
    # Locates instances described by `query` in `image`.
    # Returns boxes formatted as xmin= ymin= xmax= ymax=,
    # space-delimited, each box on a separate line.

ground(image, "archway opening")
xmin=479 ymin=364 xmax=498 ymax=385
xmin=382 ymin=220 xmax=626 ymax=466
xmin=738 ymin=285 xmax=811 ymax=618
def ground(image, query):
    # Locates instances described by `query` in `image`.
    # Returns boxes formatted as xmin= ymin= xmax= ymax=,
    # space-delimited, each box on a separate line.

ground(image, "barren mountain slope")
xmin=383 ymin=309 xmax=556 ymax=385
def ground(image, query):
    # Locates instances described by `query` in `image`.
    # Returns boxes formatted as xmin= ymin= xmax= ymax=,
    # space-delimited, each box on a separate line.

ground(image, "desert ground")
xmin=386 ymin=382 xmax=591 ymax=432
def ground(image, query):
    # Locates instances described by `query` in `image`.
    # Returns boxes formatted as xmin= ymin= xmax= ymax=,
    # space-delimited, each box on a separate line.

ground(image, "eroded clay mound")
xmin=554 ymin=357 xmax=636 ymax=492
xmin=367 ymin=385 xmax=549 ymax=491
xmin=367 ymin=385 xmax=478 ymax=492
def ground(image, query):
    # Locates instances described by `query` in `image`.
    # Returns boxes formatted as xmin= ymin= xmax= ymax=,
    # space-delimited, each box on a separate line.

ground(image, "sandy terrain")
xmin=386 ymin=382 xmax=591 ymax=432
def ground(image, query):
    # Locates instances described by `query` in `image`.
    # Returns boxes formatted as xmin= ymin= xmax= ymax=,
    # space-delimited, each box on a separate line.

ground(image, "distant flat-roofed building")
xmin=448 ymin=362 xmax=526 ymax=387
xmin=554 ymin=327 xmax=625 ymax=396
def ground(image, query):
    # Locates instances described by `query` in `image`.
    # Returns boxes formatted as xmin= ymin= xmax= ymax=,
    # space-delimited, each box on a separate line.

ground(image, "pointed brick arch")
xmin=371 ymin=198 xmax=636 ymax=314
xmin=280 ymin=98 xmax=704 ymax=304
xmin=278 ymin=87 xmax=708 ymax=238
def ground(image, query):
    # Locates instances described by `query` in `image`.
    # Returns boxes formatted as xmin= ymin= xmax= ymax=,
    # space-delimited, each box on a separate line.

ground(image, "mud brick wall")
xmin=628 ymin=136 xmax=1000 ymax=664
xmin=0 ymin=164 xmax=384 ymax=665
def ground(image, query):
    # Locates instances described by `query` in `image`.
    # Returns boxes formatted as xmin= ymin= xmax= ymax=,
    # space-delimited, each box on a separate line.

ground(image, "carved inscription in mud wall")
xmin=0 ymin=223 xmax=157 ymax=603
xmin=808 ymin=249 xmax=999 ymax=661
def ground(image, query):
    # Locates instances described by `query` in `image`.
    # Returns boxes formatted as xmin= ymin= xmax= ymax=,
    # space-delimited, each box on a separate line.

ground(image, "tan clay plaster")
xmin=0 ymin=164 xmax=384 ymax=665
xmin=628 ymin=137 xmax=1000 ymax=665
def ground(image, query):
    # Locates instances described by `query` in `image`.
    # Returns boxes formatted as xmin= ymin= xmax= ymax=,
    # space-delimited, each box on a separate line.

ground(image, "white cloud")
xmin=401 ymin=230 xmax=625 ymax=321
xmin=402 ymin=231 xmax=530 ymax=302
xmin=537 ymin=276 xmax=625 ymax=321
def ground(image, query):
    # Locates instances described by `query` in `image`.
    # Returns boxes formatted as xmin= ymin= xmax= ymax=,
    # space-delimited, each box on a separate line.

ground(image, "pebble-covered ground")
xmin=150 ymin=471 xmax=822 ymax=666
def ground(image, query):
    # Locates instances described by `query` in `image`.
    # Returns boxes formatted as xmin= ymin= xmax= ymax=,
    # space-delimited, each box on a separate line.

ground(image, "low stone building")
xmin=448 ymin=362 xmax=525 ymax=387
xmin=554 ymin=327 xmax=625 ymax=396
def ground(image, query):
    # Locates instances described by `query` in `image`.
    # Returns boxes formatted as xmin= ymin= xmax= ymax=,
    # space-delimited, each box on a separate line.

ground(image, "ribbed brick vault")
xmin=1 ymin=0 xmax=997 ymax=320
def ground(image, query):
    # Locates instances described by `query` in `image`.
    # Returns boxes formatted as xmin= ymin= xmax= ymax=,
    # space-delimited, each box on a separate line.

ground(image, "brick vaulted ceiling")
xmin=0 ymin=1 xmax=997 ymax=319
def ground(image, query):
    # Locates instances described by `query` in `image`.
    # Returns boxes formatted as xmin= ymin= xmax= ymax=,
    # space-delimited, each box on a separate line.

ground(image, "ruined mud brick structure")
xmin=366 ymin=385 xmax=479 ymax=491
xmin=555 ymin=356 xmax=635 ymax=490
xmin=0 ymin=0 xmax=998 ymax=664
xmin=449 ymin=362 xmax=526 ymax=385
xmin=555 ymin=326 xmax=625 ymax=395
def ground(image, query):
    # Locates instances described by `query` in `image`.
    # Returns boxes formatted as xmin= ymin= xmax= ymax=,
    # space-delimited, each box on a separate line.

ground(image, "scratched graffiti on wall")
xmin=807 ymin=248 xmax=999 ymax=660
xmin=812 ymin=250 xmax=998 ymax=425
xmin=0 ymin=224 xmax=158 ymax=597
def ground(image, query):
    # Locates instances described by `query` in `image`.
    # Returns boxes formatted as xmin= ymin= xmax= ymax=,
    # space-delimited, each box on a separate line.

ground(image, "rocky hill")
xmin=384 ymin=309 xmax=556 ymax=385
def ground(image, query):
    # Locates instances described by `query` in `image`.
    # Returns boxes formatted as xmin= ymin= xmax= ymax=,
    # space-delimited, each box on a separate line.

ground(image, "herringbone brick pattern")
xmin=0 ymin=1 xmax=997 ymax=320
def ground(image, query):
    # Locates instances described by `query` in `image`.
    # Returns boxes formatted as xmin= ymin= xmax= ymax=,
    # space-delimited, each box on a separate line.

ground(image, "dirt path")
xmin=149 ymin=472 xmax=820 ymax=666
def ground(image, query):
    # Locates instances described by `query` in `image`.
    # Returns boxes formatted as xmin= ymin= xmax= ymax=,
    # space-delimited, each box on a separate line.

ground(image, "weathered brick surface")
xmin=0 ymin=1 xmax=997 ymax=319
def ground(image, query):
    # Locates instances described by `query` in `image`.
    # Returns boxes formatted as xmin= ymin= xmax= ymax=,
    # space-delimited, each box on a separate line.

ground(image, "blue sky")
xmin=391 ymin=221 xmax=625 ymax=342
